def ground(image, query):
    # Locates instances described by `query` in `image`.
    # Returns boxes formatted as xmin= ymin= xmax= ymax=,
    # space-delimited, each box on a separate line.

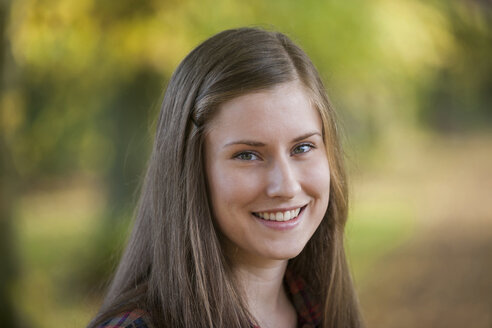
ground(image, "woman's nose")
xmin=266 ymin=157 xmax=301 ymax=199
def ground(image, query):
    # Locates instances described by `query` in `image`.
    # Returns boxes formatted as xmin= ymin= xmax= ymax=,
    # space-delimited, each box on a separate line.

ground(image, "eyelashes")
xmin=292 ymin=143 xmax=315 ymax=155
xmin=232 ymin=143 xmax=316 ymax=161
xmin=234 ymin=152 xmax=260 ymax=161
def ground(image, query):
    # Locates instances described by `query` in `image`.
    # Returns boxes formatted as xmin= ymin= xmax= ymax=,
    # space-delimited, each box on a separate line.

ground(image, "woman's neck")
xmin=231 ymin=258 xmax=297 ymax=328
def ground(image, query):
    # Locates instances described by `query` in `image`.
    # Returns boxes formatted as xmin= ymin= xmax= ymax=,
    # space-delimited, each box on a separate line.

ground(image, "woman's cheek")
xmin=301 ymin=158 xmax=331 ymax=195
xmin=218 ymin=165 xmax=265 ymax=200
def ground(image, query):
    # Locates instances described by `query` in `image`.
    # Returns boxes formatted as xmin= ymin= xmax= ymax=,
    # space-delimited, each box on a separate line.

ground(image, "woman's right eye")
xmin=234 ymin=152 xmax=259 ymax=161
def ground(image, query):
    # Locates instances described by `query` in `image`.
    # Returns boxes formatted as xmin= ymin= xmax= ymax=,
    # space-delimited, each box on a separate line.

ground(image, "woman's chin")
xmin=259 ymin=245 xmax=306 ymax=262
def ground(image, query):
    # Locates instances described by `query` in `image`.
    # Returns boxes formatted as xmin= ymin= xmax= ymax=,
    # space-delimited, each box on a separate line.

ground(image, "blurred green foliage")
xmin=1 ymin=0 xmax=491 ymax=327
xmin=3 ymin=0 xmax=491 ymax=181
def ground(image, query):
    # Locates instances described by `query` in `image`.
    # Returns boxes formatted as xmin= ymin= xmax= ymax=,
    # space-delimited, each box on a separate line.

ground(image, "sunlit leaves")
xmin=4 ymin=0 xmax=491 ymax=180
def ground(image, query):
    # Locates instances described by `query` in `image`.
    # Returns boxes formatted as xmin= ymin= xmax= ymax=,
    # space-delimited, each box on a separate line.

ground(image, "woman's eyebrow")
xmin=292 ymin=131 xmax=322 ymax=142
xmin=223 ymin=131 xmax=321 ymax=148
xmin=224 ymin=140 xmax=266 ymax=148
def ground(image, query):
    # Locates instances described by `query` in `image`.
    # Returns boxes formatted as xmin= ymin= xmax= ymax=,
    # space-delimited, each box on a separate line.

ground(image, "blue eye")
xmin=234 ymin=152 xmax=259 ymax=161
xmin=292 ymin=143 xmax=314 ymax=155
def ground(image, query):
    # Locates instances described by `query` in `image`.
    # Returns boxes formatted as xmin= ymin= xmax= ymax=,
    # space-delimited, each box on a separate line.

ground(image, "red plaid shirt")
xmin=282 ymin=269 xmax=321 ymax=327
xmin=98 ymin=271 xmax=321 ymax=328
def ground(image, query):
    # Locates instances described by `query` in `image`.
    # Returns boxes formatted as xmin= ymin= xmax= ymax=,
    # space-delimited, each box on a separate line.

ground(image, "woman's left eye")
xmin=234 ymin=152 xmax=259 ymax=161
xmin=292 ymin=143 xmax=315 ymax=155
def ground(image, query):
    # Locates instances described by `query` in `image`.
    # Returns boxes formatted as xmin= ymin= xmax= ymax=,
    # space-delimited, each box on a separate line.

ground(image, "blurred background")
xmin=1 ymin=0 xmax=491 ymax=327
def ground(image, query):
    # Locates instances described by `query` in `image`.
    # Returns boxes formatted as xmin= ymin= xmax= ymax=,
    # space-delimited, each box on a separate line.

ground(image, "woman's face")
xmin=205 ymin=81 xmax=331 ymax=265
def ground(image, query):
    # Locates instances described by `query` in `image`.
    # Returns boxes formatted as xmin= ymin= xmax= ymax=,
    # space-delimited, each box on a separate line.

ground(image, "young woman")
xmin=88 ymin=27 xmax=364 ymax=328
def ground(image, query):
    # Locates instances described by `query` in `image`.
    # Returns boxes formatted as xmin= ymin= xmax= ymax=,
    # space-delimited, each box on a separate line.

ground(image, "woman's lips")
xmin=252 ymin=206 xmax=303 ymax=221
xmin=252 ymin=205 xmax=307 ymax=230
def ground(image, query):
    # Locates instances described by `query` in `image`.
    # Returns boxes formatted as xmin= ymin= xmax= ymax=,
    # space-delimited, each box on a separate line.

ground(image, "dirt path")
xmin=360 ymin=222 xmax=492 ymax=327
xmin=357 ymin=134 xmax=492 ymax=328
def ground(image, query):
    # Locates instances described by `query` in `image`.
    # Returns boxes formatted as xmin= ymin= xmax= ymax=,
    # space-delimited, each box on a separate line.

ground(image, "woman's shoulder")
xmin=96 ymin=309 xmax=153 ymax=328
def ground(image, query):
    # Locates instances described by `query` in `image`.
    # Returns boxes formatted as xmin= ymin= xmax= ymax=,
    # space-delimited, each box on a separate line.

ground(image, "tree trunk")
xmin=0 ymin=0 xmax=20 ymax=326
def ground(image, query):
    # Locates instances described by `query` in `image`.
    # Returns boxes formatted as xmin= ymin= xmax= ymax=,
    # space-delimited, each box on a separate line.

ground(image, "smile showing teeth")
xmin=254 ymin=207 xmax=302 ymax=222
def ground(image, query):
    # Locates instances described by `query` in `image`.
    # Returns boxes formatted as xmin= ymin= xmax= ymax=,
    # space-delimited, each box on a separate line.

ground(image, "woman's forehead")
xmin=205 ymin=81 xmax=323 ymax=146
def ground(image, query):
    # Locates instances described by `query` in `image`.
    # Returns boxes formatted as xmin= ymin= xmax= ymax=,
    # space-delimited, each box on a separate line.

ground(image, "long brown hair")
xmin=89 ymin=27 xmax=364 ymax=328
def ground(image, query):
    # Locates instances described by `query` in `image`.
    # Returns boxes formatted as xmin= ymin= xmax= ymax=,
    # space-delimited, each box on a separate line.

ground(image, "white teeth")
xmin=255 ymin=207 xmax=303 ymax=221
xmin=275 ymin=212 xmax=282 ymax=221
